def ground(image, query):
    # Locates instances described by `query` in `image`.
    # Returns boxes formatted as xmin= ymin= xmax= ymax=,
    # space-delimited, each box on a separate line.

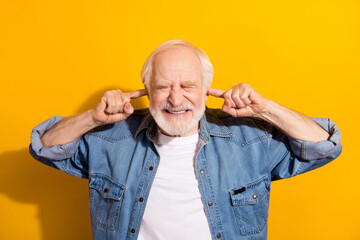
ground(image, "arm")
xmin=208 ymin=83 xmax=341 ymax=179
xmin=207 ymin=84 xmax=329 ymax=142
xmin=41 ymin=89 xmax=147 ymax=147
xmin=257 ymin=100 xmax=329 ymax=142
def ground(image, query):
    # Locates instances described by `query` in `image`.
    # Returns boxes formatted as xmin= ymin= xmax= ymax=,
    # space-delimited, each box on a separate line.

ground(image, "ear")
xmin=144 ymin=85 xmax=150 ymax=100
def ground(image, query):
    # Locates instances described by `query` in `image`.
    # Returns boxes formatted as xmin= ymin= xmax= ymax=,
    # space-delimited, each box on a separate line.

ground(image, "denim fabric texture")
xmin=29 ymin=108 xmax=342 ymax=240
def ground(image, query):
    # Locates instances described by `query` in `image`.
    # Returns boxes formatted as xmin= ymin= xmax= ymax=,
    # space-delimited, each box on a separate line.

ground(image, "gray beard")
xmin=149 ymin=104 xmax=205 ymax=136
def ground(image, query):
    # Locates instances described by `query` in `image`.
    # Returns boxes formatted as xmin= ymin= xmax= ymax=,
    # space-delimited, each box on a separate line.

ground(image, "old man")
xmin=30 ymin=40 xmax=342 ymax=240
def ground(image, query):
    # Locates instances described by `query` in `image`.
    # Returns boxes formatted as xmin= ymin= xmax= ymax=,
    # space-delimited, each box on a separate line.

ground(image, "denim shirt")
xmin=29 ymin=108 xmax=342 ymax=240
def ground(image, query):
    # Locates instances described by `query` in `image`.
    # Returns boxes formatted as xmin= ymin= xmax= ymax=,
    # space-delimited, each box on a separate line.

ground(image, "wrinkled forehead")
xmin=151 ymin=46 xmax=203 ymax=84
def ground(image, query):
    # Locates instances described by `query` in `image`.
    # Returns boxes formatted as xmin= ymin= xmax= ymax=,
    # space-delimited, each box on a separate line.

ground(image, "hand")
xmin=207 ymin=83 xmax=269 ymax=118
xmin=92 ymin=89 xmax=147 ymax=125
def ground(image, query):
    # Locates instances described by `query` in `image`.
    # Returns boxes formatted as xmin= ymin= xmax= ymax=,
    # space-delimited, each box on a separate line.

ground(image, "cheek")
xmin=149 ymin=93 xmax=168 ymax=107
xmin=184 ymin=91 xmax=205 ymax=106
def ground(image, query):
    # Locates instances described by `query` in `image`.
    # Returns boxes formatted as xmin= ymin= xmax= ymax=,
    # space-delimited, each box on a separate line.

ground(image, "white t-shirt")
xmin=137 ymin=130 xmax=212 ymax=240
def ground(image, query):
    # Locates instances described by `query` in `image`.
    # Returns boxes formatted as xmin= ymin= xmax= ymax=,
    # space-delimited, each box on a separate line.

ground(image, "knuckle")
xmin=122 ymin=94 xmax=130 ymax=102
xmin=224 ymin=91 xmax=231 ymax=98
xmin=240 ymin=95 xmax=248 ymax=101
xmin=231 ymin=91 xmax=239 ymax=99
xmin=235 ymin=83 xmax=243 ymax=89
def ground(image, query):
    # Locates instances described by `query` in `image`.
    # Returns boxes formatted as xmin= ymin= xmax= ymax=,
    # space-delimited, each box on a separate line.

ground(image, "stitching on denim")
xmin=230 ymin=176 xmax=270 ymax=205
xmin=134 ymin=151 xmax=158 ymax=232
xmin=197 ymin=150 xmax=215 ymax=237
xmin=89 ymin=173 xmax=126 ymax=190
xmin=63 ymin=144 xmax=70 ymax=159
xmin=280 ymin=148 xmax=290 ymax=164
xmin=214 ymin=133 xmax=271 ymax=148
xmin=199 ymin=150 xmax=225 ymax=238
xmin=295 ymin=161 xmax=305 ymax=176
xmin=230 ymin=177 xmax=270 ymax=236
xmin=89 ymin=186 xmax=94 ymax=213
xmin=245 ymin=117 xmax=272 ymax=134
xmin=127 ymin=149 xmax=159 ymax=239
xmin=240 ymin=134 xmax=271 ymax=147
xmin=89 ymin=133 xmax=134 ymax=142
xmin=89 ymin=173 xmax=125 ymax=231
xmin=206 ymin=111 xmax=233 ymax=137
xmin=208 ymin=131 xmax=232 ymax=137
xmin=232 ymin=199 xmax=270 ymax=235
xmin=59 ymin=160 xmax=84 ymax=178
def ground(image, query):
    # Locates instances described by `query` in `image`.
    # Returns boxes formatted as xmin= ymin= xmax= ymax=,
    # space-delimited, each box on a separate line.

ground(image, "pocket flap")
xmin=230 ymin=176 xmax=270 ymax=206
xmin=89 ymin=174 xmax=126 ymax=200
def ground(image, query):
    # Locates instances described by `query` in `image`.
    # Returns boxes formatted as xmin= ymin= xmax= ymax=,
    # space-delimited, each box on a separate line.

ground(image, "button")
xmin=139 ymin=197 xmax=144 ymax=202
xmin=149 ymin=166 xmax=154 ymax=171
xmin=253 ymin=194 xmax=258 ymax=199
xmin=131 ymin=229 xmax=135 ymax=233
xmin=200 ymin=169 xmax=205 ymax=174
xmin=217 ymin=233 xmax=221 ymax=238
xmin=208 ymin=201 xmax=213 ymax=206
xmin=104 ymin=188 xmax=109 ymax=193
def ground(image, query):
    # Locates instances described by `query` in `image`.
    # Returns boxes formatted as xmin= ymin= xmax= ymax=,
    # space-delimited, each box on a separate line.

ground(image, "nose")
xmin=168 ymin=88 xmax=184 ymax=107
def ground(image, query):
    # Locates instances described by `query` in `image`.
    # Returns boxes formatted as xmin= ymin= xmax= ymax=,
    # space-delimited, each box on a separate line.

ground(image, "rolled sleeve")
xmin=270 ymin=117 xmax=342 ymax=180
xmin=29 ymin=116 xmax=81 ymax=160
xmin=29 ymin=116 xmax=88 ymax=179
xmin=288 ymin=117 xmax=342 ymax=161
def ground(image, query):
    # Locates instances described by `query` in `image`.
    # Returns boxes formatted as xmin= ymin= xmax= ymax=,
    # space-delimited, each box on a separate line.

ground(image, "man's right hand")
xmin=91 ymin=89 xmax=148 ymax=125
xmin=40 ymin=89 xmax=147 ymax=148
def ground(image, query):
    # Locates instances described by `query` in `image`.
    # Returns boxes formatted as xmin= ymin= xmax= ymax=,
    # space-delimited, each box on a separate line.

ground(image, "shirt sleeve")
xmin=29 ymin=116 xmax=89 ymax=179
xmin=269 ymin=117 xmax=342 ymax=181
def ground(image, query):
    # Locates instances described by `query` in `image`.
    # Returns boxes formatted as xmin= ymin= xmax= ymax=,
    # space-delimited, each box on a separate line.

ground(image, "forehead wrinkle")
xmin=151 ymin=47 xmax=203 ymax=88
xmin=153 ymin=47 xmax=201 ymax=72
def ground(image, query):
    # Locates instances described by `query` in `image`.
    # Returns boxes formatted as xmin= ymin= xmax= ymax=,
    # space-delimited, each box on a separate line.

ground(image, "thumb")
xmin=222 ymin=101 xmax=251 ymax=118
xmin=96 ymin=97 xmax=107 ymax=112
xmin=222 ymin=100 xmax=235 ymax=115
xmin=123 ymin=102 xmax=134 ymax=115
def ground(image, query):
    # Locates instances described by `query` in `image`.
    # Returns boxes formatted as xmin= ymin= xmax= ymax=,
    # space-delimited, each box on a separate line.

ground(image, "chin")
xmin=150 ymin=105 xmax=205 ymax=137
xmin=159 ymin=120 xmax=199 ymax=136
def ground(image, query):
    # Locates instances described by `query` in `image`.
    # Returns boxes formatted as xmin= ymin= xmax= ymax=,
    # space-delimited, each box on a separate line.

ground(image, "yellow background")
xmin=0 ymin=0 xmax=359 ymax=239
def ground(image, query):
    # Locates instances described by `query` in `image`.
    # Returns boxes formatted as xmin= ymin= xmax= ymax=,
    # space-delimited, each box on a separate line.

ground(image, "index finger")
xmin=207 ymin=88 xmax=225 ymax=98
xmin=128 ymin=89 xmax=148 ymax=99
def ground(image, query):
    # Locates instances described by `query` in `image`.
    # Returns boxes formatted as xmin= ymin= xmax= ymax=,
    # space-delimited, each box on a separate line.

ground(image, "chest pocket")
xmin=230 ymin=176 xmax=271 ymax=236
xmin=89 ymin=174 xmax=126 ymax=231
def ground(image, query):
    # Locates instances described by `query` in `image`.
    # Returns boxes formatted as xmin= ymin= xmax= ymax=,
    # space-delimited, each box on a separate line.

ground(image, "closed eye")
xmin=181 ymin=82 xmax=197 ymax=90
xmin=158 ymin=86 xmax=170 ymax=90
xmin=154 ymin=84 xmax=171 ymax=91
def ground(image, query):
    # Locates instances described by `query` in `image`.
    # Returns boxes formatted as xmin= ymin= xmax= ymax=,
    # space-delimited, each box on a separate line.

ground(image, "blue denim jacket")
xmin=29 ymin=108 xmax=342 ymax=240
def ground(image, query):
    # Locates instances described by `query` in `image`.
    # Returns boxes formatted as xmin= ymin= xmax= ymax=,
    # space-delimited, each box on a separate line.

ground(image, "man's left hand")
xmin=207 ymin=83 xmax=269 ymax=118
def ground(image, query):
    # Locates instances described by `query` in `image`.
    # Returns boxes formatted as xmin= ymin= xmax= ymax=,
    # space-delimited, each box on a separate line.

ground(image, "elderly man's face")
xmin=148 ymin=47 xmax=207 ymax=137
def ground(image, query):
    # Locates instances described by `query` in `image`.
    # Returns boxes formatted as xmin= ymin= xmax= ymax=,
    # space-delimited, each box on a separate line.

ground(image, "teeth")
xmin=168 ymin=110 xmax=186 ymax=114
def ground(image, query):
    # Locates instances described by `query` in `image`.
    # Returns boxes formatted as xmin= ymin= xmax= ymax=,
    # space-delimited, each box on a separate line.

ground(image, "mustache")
xmin=156 ymin=102 xmax=195 ymax=112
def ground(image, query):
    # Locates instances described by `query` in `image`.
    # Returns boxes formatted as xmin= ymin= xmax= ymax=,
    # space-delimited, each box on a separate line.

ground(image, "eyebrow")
xmin=181 ymin=81 xmax=197 ymax=87
xmin=154 ymin=82 xmax=171 ymax=88
xmin=154 ymin=81 xmax=197 ymax=88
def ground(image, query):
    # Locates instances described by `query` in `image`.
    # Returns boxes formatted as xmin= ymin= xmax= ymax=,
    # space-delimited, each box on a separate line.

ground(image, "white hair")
xmin=141 ymin=39 xmax=214 ymax=91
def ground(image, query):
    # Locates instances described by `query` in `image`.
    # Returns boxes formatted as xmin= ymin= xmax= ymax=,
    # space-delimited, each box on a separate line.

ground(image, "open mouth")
xmin=165 ymin=109 xmax=189 ymax=115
